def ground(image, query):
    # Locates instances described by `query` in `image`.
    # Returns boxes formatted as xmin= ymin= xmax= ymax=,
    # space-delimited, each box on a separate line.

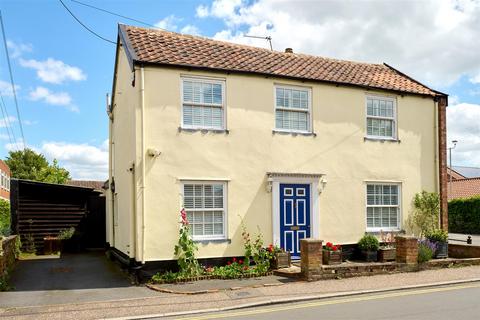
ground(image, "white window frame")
xmin=365 ymin=182 xmax=402 ymax=232
xmin=365 ymin=95 xmax=397 ymax=140
xmin=181 ymin=180 xmax=228 ymax=241
xmin=180 ymin=76 xmax=226 ymax=130
xmin=274 ymin=84 xmax=313 ymax=134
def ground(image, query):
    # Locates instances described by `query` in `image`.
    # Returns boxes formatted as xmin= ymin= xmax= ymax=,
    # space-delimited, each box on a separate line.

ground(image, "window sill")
xmin=194 ymin=238 xmax=231 ymax=244
xmin=366 ymin=229 xmax=404 ymax=234
xmin=272 ymin=130 xmax=316 ymax=137
xmin=178 ymin=127 xmax=229 ymax=134
xmin=364 ymin=136 xmax=401 ymax=143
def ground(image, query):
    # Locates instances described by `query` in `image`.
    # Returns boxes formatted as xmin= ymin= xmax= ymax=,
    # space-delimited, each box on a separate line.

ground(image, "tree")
xmin=5 ymin=149 xmax=70 ymax=184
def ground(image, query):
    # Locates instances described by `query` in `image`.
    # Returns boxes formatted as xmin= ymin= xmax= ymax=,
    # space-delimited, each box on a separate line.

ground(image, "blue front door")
xmin=280 ymin=184 xmax=311 ymax=259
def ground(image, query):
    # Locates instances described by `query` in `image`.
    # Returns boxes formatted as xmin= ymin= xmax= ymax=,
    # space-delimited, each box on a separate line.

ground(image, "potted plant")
xmin=323 ymin=242 xmax=342 ymax=265
xmin=43 ymin=227 xmax=75 ymax=255
xmin=378 ymin=231 xmax=396 ymax=262
xmin=268 ymin=244 xmax=290 ymax=269
xmin=425 ymin=229 xmax=448 ymax=258
xmin=357 ymin=234 xmax=380 ymax=262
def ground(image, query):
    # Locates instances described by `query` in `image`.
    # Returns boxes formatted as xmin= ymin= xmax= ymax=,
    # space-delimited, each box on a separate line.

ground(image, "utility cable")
xmin=58 ymin=0 xmax=116 ymax=44
xmin=0 ymin=11 xmax=26 ymax=149
xmin=0 ymin=92 xmax=16 ymax=149
xmin=70 ymin=0 xmax=159 ymax=29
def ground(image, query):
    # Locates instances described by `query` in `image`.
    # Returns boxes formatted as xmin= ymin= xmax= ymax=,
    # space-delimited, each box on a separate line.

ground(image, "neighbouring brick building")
xmin=0 ymin=160 xmax=10 ymax=202
xmin=448 ymin=177 xmax=480 ymax=200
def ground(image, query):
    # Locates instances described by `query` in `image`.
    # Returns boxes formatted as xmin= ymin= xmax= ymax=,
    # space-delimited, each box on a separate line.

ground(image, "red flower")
xmin=326 ymin=242 xmax=332 ymax=247
xmin=227 ymin=261 xmax=231 ymax=265
xmin=239 ymin=259 xmax=243 ymax=265
xmin=180 ymin=208 xmax=189 ymax=225
xmin=233 ymin=257 xmax=237 ymax=262
xmin=332 ymin=246 xmax=338 ymax=251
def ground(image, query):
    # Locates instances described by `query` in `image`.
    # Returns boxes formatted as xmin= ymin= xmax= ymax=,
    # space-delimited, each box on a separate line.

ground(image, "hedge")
xmin=449 ymin=196 xmax=480 ymax=234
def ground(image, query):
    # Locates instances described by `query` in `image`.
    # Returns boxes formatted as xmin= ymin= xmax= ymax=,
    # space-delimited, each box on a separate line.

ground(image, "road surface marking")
xmin=174 ymin=282 xmax=480 ymax=319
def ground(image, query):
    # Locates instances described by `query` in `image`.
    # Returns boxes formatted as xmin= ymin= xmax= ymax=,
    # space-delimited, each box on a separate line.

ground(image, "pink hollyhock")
xmin=180 ymin=208 xmax=189 ymax=225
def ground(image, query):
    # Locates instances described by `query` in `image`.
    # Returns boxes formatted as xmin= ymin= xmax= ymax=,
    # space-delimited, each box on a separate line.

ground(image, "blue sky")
xmin=0 ymin=0 xmax=479 ymax=179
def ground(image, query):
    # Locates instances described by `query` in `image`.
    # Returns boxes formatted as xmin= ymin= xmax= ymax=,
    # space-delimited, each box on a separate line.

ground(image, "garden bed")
xmin=150 ymin=271 xmax=274 ymax=285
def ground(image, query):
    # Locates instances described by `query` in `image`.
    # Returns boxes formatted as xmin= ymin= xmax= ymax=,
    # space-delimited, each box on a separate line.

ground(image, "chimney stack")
xmin=285 ymin=48 xmax=293 ymax=53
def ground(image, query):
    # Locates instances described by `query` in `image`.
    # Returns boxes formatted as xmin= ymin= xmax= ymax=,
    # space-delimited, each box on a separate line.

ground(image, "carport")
xmin=10 ymin=179 xmax=106 ymax=253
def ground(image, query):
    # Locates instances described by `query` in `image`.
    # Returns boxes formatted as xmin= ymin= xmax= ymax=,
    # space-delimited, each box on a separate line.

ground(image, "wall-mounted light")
xmin=318 ymin=177 xmax=328 ymax=194
xmin=147 ymin=148 xmax=161 ymax=158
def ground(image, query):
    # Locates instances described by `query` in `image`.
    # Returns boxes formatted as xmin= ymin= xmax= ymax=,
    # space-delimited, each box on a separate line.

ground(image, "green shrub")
xmin=408 ymin=191 xmax=440 ymax=237
xmin=449 ymin=196 xmax=480 ymax=234
xmin=418 ymin=241 xmax=435 ymax=263
xmin=0 ymin=199 xmax=10 ymax=237
xmin=357 ymin=234 xmax=380 ymax=251
xmin=425 ymin=229 xmax=448 ymax=242
xmin=57 ymin=227 xmax=75 ymax=240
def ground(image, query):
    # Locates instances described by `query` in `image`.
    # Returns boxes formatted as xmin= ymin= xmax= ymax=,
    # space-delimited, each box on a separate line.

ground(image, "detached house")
xmin=106 ymin=24 xmax=448 ymax=266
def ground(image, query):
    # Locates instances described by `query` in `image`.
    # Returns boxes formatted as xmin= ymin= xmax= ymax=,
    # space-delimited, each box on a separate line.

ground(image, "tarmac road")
xmin=169 ymin=282 xmax=480 ymax=320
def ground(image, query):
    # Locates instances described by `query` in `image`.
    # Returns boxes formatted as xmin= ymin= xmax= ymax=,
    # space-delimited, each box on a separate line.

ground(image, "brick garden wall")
xmin=1 ymin=235 xmax=17 ymax=279
xmin=448 ymin=244 xmax=480 ymax=259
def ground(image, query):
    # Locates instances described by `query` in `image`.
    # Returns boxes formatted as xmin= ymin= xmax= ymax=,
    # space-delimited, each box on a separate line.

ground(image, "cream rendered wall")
xmin=138 ymin=66 xmax=437 ymax=261
xmin=109 ymin=45 xmax=139 ymax=258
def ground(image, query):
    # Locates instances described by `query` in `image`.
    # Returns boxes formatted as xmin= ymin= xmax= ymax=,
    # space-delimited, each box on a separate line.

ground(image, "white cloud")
xmin=19 ymin=58 xmax=86 ymax=84
xmin=197 ymin=0 xmax=480 ymax=87
xmin=196 ymin=5 xmax=209 ymax=18
xmin=6 ymin=40 xmax=32 ymax=58
xmin=470 ymin=73 xmax=480 ymax=84
xmin=29 ymin=86 xmax=78 ymax=112
xmin=155 ymin=15 xmax=201 ymax=35
xmin=155 ymin=15 xmax=182 ymax=31
xmin=0 ymin=80 xmax=20 ymax=97
xmin=180 ymin=25 xmax=201 ymax=35
xmin=22 ymin=119 xmax=37 ymax=126
xmin=447 ymin=102 xmax=480 ymax=167
xmin=41 ymin=140 xmax=108 ymax=180
xmin=0 ymin=116 xmax=17 ymax=128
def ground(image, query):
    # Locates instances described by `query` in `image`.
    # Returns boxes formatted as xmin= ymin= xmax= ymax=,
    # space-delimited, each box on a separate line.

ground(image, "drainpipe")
xmin=107 ymin=93 xmax=115 ymax=247
xmin=434 ymin=99 xmax=440 ymax=227
xmin=140 ymin=66 xmax=146 ymax=264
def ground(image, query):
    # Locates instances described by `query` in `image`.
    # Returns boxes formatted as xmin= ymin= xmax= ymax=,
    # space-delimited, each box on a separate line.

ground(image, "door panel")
xmin=280 ymin=184 xmax=311 ymax=259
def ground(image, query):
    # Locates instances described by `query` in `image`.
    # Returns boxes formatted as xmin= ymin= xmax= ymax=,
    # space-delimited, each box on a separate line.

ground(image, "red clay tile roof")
xmin=448 ymin=178 xmax=480 ymax=200
xmin=120 ymin=24 xmax=444 ymax=97
xmin=66 ymin=180 xmax=105 ymax=191
xmin=447 ymin=167 xmax=466 ymax=181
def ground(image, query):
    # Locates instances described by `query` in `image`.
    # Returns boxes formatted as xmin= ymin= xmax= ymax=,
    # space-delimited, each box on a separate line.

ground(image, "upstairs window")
xmin=275 ymin=85 xmax=311 ymax=133
xmin=366 ymin=96 xmax=396 ymax=139
xmin=182 ymin=77 xmax=225 ymax=129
